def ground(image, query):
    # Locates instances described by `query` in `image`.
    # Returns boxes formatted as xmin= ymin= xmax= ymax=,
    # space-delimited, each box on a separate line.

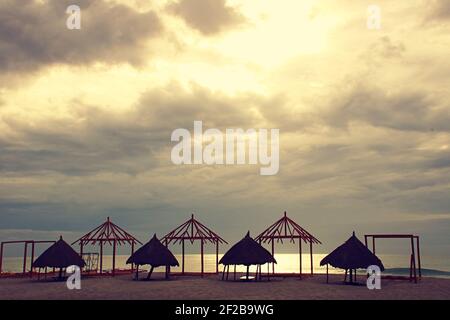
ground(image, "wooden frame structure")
xmin=161 ymin=214 xmax=227 ymax=276
xmin=364 ymin=234 xmax=422 ymax=283
xmin=255 ymin=211 xmax=321 ymax=278
xmin=0 ymin=240 xmax=55 ymax=277
xmin=72 ymin=217 xmax=142 ymax=276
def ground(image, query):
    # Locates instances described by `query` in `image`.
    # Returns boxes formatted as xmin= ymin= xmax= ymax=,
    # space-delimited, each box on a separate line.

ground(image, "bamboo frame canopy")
xmin=255 ymin=211 xmax=321 ymax=277
xmin=72 ymin=217 xmax=142 ymax=275
xmin=161 ymin=214 xmax=227 ymax=275
xmin=255 ymin=211 xmax=321 ymax=245
xmin=161 ymin=214 xmax=227 ymax=245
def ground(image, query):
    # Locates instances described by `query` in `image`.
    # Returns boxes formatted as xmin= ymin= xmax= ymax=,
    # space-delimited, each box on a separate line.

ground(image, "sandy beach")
xmin=1 ymin=273 xmax=449 ymax=300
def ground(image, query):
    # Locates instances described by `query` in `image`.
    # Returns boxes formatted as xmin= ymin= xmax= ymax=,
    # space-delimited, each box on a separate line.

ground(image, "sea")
xmin=2 ymin=253 xmax=450 ymax=278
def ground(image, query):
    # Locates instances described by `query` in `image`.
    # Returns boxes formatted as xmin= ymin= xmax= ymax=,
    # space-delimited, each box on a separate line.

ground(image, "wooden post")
xmin=310 ymin=241 xmax=313 ymax=275
xmin=246 ymin=265 xmax=250 ymax=280
xmin=200 ymin=240 xmax=204 ymax=277
xmin=112 ymin=240 xmax=116 ymax=276
xmin=23 ymin=242 xmax=28 ymax=274
xmin=131 ymin=241 xmax=135 ymax=272
xmin=411 ymin=237 xmax=417 ymax=283
xmin=135 ymin=265 xmax=139 ymax=280
xmin=271 ymin=239 xmax=275 ymax=274
xmin=215 ymin=241 xmax=219 ymax=274
xmin=99 ymin=241 xmax=103 ymax=274
xmin=326 ymin=264 xmax=329 ymax=283
xmin=226 ymin=265 xmax=230 ymax=280
xmin=372 ymin=237 xmax=376 ymax=254
xmin=148 ymin=266 xmax=155 ymax=280
xmin=416 ymin=236 xmax=422 ymax=278
xmin=234 ymin=265 xmax=236 ymax=280
xmin=30 ymin=242 xmax=35 ymax=278
xmin=299 ymin=239 xmax=302 ymax=279
xmin=0 ymin=242 xmax=3 ymax=275
xmin=182 ymin=239 xmax=185 ymax=274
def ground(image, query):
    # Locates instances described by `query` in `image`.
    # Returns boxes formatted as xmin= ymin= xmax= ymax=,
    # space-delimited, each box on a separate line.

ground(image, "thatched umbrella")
xmin=219 ymin=231 xmax=276 ymax=281
xmin=320 ymin=232 xmax=385 ymax=283
xmin=32 ymin=236 xmax=85 ymax=279
xmin=126 ymin=234 xmax=179 ymax=280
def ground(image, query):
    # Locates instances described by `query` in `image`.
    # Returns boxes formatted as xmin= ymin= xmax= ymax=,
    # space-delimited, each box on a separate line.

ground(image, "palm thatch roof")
xmin=126 ymin=234 xmax=179 ymax=268
xmin=219 ymin=232 xmax=276 ymax=266
xmin=320 ymin=232 xmax=385 ymax=271
xmin=32 ymin=236 xmax=85 ymax=268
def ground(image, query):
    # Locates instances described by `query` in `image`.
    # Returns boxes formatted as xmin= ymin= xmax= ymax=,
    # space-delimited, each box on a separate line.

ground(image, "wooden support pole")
xmin=416 ymin=237 xmax=422 ymax=278
xmin=215 ymin=241 xmax=219 ymax=274
xmin=135 ymin=265 xmax=139 ymax=280
xmin=99 ymin=241 xmax=103 ymax=274
xmin=182 ymin=239 xmax=185 ymax=274
xmin=112 ymin=240 xmax=116 ymax=276
xmin=299 ymin=239 xmax=302 ymax=279
xmin=234 ymin=265 xmax=236 ymax=280
xmin=271 ymin=240 xmax=275 ymax=274
xmin=372 ymin=237 xmax=376 ymax=254
xmin=246 ymin=265 xmax=250 ymax=280
xmin=310 ymin=241 xmax=313 ymax=275
xmin=411 ymin=237 xmax=417 ymax=283
xmin=131 ymin=242 xmax=135 ymax=272
xmin=226 ymin=265 xmax=229 ymax=280
xmin=30 ymin=242 xmax=35 ymax=278
xmin=23 ymin=242 xmax=28 ymax=274
xmin=0 ymin=242 xmax=3 ymax=275
xmin=147 ymin=266 xmax=154 ymax=280
xmin=326 ymin=264 xmax=329 ymax=283
xmin=200 ymin=240 xmax=204 ymax=277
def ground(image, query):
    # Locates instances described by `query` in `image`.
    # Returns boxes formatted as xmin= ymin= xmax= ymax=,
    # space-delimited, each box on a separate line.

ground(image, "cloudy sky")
xmin=0 ymin=0 xmax=449 ymax=257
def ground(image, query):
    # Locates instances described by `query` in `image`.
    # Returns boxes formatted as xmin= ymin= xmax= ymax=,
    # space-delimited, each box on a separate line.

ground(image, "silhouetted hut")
xmin=32 ymin=236 xmax=85 ymax=279
xmin=219 ymin=232 xmax=276 ymax=281
xmin=126 ymin=234 xmax=179 ymax=280
xmin=320 ymin=232 xmax=385 ymax=283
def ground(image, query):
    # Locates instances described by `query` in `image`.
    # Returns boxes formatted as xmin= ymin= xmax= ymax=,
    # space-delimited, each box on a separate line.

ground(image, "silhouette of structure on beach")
xmin=33 ymin=236 xmax=85 ymax=279
xmin=127 ymin=234 xmax=179 ymax=280
xmin=161 ymin=214 xmax=227 ymax=276
xmin=320 ymin=232 xmax=384 ymax=284
xmin=256 ymin=211 xmax=321 ymax=278
xmin=72 ymin=217 xmax=142 ymax=276
xmin=220 ymin=231 xmax=276 ymax=281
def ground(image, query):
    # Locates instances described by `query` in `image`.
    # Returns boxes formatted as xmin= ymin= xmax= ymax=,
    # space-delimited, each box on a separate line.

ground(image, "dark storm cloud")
xmin=0 ymin=84 xmax=263 ymax=175
xmin=324 ymin=87 xmax=450 ymax=132
xmin=425 ymin=0 xmax=450 ymax=23
xmin=0 ymin=0 xmax=162 ymax=73
xmin=167 ymin=0 xmax=245 ymax=35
